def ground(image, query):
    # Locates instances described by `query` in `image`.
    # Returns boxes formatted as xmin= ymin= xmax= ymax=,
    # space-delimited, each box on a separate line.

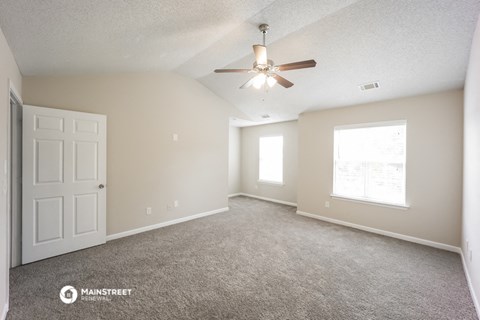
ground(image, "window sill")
xmin=257 ymin=180 xmax=285 ymax=186
xmin=330 ymin=194 xmax=409 ymax=210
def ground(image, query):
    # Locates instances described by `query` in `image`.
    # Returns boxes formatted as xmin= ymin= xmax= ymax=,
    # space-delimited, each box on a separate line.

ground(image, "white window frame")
xmin=258 ymin=135 xmax=284 ymax=186
xmin=331 ymin=120 xmax=408 ymax=209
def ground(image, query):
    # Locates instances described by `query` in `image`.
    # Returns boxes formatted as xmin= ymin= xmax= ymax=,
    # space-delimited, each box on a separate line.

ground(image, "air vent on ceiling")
xmin=359 ymin=81 xmax=380 ymax=91
xmin=261 ymin=114 xmax=270 ymax=119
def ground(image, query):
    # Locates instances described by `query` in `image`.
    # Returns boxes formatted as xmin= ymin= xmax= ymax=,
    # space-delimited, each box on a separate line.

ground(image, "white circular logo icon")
xmin=59 ymin=286 xmax=78 ymax=304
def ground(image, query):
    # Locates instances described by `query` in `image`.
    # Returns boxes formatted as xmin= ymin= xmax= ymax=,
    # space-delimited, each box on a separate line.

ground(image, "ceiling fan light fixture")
xmin=253 ymin=73 xmax=267 ymax=89
xmin=267 ymin=76 xmax=277 ymax=88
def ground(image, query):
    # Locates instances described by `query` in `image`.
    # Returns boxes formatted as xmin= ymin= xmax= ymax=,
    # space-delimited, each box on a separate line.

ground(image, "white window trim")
xmin=330 ymin=194 xmax=410 ymax=210
xmin=257 ymin=179 xmax=285 ymax=186
xmin=333 ymin=120 xmax=408 ymax=207
xmin=334 ymin=119 xmax=407 ymax=130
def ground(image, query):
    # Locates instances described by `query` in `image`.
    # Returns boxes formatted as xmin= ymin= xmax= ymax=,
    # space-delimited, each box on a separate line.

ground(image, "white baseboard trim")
xmin=238 ymin=193 xmax=297 ymax=207
xmin=106 ymin=207 xmax=229 ymax=241
xmin=296 ymin=210 xmax=460 ymax=253
xmin=228 ymin=193 xmax=242 ymax=198
xmin=460 ymin=249 xmax=480 ymax=318
xmin=1 ymin=303 xmax=8 ymax=320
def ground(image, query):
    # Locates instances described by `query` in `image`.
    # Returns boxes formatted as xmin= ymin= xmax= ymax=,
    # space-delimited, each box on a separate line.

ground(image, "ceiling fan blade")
xmin=240 ymin=76 xmax=257 ymax=89
xmin=275 ymin=59 xmax=317 ymax=71
xmin=214 ymin=69 xmax=251 ymax=73
xmin=253 ymin=45 xmax=267 ymax=65
xmin=274 ymin=74 xmax=294 ymax=88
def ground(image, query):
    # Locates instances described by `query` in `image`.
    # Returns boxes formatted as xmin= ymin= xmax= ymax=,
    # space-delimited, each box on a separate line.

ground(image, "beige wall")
xmin=228 ymin=126 xmax=241 ymax=195
xmin=241 ymin=121 xmax=298 ymax=204
xmin=463 ymin=16 xmax=480 ymax=312
xmin=0 ymin=26 xmax=22 ymax=318
xmin=23 ymin=73 xmax=233 ymax=236
xmin=298 ymin=90 xmax=463 ymax=247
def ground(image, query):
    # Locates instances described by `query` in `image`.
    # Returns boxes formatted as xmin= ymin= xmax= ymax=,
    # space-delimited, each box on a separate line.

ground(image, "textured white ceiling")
xmin=0 ymin=0 xmax=479 ymax=125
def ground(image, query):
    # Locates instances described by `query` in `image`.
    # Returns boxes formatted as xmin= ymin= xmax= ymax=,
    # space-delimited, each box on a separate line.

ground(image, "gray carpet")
xmin=7 ymin=196 xmax=478 ymax=320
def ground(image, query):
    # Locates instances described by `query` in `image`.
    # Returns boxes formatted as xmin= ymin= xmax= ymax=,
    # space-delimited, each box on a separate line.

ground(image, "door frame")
xmin=6 ymin=79 xmax=22 ymax=309
xmin=8 ymin=86 xmax=22 ymax=268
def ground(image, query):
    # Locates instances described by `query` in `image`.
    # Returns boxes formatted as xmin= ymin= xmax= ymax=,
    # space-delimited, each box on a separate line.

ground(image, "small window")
xmin=333 ymin=121 xmax=406 ymax=206
xmin=259 ymin=136 xmax=283 ymax=184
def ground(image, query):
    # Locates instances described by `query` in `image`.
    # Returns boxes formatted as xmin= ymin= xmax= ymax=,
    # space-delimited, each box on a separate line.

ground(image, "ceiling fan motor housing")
xmin=253 ymin=59 xmax=275 ymax=71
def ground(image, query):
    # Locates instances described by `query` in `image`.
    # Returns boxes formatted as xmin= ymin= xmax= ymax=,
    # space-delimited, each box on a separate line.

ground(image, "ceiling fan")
xmin=214 ymin=24 xmax=317 ymax=89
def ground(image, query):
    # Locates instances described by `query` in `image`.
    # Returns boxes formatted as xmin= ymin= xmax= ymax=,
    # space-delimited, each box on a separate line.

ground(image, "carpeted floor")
xmin=7 ymin=196 xmax=478 ymax=320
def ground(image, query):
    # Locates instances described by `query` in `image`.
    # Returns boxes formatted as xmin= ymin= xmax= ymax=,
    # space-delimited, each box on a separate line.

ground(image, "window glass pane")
xmin=334 ymin=160 xmax=364 ymax=198
xmin=336 ymin=125 xmax=405 ymax=162
xmin=259 ymin=136 xmax=283 ymax=183
xmin=365 ymin=162 xmax=404 ymax=204
xmin=333 ymin=122 xmax=406 ymax=205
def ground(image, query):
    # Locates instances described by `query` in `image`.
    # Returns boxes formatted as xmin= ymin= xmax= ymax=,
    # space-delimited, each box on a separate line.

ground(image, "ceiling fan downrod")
xmin=259 ymin=24 xmax=269 ymax=46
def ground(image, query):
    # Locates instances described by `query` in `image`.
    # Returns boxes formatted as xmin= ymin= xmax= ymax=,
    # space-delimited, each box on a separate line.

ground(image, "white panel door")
xmin=22 ymin=105 xmax=106 ymax=264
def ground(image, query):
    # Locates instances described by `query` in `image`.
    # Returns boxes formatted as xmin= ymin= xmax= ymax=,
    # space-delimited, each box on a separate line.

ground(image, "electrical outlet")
xmin=174 ymin=200 xmax=179 ymax=208
xmin=146 ymin=207 xmax=152 ymax=215
xmin=172 ymin=133 xmax=178 ymax=141
xmin=325 ymin=201 xmax=330 ymax=208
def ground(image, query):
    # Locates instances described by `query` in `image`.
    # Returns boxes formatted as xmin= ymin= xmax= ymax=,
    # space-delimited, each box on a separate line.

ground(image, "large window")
xmin=333 ymin=121 xmax=406 ymax=206
xmin=259 ymin=136 xmax=283 ymax=184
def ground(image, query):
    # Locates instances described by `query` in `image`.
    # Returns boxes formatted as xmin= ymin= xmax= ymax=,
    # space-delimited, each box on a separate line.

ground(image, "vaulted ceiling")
xmin=1 ymin=0 xmax=479 ymax=126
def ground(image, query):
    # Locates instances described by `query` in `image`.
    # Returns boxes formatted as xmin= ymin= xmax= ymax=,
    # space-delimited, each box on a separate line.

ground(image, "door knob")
xmin=99 ymin=184 xmax=105 ymax=189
